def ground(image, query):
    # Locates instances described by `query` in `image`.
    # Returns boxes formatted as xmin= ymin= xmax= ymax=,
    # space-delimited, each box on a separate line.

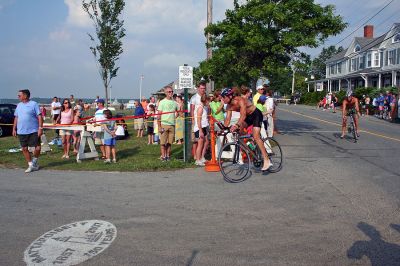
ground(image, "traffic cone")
xmin=205 ymin=117 xmax=220 ymax=172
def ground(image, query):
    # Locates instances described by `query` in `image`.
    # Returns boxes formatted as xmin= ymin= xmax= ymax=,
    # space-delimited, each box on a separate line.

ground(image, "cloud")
xmin=64 ymin=0 xmax=91 ymax=28
xmin=144 ymin=52 xmax=197 ymax=69
xmin=49 ymin=29 xmax=71 ymax=41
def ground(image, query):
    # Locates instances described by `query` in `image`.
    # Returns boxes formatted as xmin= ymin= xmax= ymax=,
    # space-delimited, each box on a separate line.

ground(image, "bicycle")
xmin=216 ymin=124 xmax=283 ymax=183
xmin=347 ymin=110 xmax=358 ymax=143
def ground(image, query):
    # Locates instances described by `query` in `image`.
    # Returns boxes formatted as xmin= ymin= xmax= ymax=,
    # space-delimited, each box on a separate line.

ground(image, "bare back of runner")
xmin=220 ymin=87 xmax=272 ymax=171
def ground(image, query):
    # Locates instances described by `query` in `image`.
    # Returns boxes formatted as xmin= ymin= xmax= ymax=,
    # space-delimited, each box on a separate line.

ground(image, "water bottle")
xmin=246 ymin=140 xmax=255 ymax=150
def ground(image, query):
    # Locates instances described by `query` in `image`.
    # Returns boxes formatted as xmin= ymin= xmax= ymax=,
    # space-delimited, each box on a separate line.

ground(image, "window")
xmin=354 ymin=44 xmax=361 ymax=52
xmin=337 ymin=62 xmax=342 ymax=74
xmin=388 ymin=49 xmax=396 ymax=65
xmin=393 ymin=33 xmax=400 ymax=43
xmin=367 ymin=53 xmax=372 ymax=67
xmin=374 ymin=52 xmax=379 ymax=66
xmin=359 ymin=56 xmax=365 ymax=69
xmin=351 ymin=58 xmax=356 ymax=71
xmin=330 ymin=64 xmax=335 ymax=75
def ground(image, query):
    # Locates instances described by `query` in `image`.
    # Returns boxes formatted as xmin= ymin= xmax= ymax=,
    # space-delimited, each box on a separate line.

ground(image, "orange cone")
xmin=205 ymin=116 xmax=220 ymax=172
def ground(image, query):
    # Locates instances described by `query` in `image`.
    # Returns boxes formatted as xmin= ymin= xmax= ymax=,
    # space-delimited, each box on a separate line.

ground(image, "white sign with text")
xmin=178 ymin=65 xmax=193 ymax=89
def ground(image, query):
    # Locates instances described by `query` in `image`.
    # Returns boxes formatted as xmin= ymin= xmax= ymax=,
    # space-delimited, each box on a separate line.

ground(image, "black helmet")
xmin=221 ymin=87 xmax=234 ymax=97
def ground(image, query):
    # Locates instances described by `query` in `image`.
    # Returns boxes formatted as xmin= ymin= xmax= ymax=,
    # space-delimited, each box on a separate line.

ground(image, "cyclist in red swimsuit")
xmin=341 ymin=91 xmax=361 ymax=139
xmin=221 ymin=87 xmax=271 ymax=171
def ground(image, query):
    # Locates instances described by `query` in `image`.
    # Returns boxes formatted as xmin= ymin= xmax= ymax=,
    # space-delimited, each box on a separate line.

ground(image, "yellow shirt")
xmin=253 ymin=92 xmax=263 ymax=105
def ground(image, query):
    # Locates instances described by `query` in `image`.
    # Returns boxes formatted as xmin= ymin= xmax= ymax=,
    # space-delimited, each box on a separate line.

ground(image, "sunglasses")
xmin=166 ymin=91 xmax=173 ymax=93
xmin=63 ymin=102 xmax=69 ymax=104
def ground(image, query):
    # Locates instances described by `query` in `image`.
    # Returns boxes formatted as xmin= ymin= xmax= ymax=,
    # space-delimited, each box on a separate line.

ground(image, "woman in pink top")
xmin=56 ymin=99 xmax=74 ymax=159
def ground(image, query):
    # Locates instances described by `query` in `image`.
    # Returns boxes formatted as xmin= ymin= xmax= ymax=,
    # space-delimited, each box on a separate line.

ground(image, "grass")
xmin=0 ymin=128 xmax=192 ymax=172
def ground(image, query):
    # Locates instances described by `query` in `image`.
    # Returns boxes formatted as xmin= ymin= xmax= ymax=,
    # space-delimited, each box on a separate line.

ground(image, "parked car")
xmin=0 ymin=104 xmax=17 ymax=137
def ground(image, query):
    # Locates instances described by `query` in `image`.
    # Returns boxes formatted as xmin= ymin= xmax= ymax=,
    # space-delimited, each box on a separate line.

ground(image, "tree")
xmin=200 ymin=0 xmax=347 ymax=91
xmin=82 ymin=0 xmax=126 ymax=106
xmin=311 ymin=45 xmax=343 ymax=80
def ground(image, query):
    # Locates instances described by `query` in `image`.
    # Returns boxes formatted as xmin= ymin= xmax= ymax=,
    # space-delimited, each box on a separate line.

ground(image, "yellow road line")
xmin=280 ymin=108 xmax=400 ymax=143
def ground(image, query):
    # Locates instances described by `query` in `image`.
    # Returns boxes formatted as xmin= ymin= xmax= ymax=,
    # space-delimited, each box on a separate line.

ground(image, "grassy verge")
xmin=0 ymin=129 xmax=192 ymax=172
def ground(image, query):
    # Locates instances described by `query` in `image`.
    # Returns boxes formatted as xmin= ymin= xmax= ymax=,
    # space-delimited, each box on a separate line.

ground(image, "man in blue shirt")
xmin=13 ymin=89 xmax=43 ymax=173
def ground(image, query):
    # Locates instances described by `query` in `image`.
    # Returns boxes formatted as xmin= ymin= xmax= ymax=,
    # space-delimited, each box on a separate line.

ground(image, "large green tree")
xmin=310 ymin=45 xmax=343 ymax=80
xmin=198 ymin=0 xmax=346 ymax=91
xmin=82 ymin=0 xmax=126 ymax=106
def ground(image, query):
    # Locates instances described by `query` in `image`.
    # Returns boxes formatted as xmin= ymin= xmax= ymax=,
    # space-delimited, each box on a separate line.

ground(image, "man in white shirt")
xmin=264 ymin=90 xmax=275 ymax=138
xmin=51 ymin=97 xmax=61 ymax=123
xmin=94 ymin=99 xmax=106 ymax=159
xmin=189 ymin=80 xmax=206 ymax=160
xmin=51 ymin=96 xmax=61 ymax=137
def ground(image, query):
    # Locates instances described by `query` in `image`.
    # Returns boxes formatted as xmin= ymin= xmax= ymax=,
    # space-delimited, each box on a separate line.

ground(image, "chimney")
xmin=364 ymin=25 xmax=374 ymax=38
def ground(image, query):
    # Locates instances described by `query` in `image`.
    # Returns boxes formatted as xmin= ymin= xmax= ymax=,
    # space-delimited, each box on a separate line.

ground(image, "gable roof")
xmin=326 ymin=49 xmax=347 ymax=63
xmin=326 ymin=34 xmax=385 ymax=64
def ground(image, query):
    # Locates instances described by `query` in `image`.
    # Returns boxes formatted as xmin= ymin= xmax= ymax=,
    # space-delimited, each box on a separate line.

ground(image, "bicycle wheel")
xmin=253 ymin=138 xmax=283 ymax=173
xmin=263 ymin=138 xmax=283 ymax=173
xmin=218 ymin=141 xmax=251 ymax=183
xmin=350 ymin=116 xmax=357 ymax=142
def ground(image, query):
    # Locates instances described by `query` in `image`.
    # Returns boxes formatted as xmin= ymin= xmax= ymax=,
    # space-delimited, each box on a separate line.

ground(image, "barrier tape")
xmin=0 ymin=110 xmax=190 ymax=128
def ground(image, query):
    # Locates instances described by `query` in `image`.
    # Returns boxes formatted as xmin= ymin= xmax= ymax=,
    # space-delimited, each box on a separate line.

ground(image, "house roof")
xmin=326 ymin=34 xmax=386 ymax=64
xmin=326 ymin=49 xmax=347 ymax=63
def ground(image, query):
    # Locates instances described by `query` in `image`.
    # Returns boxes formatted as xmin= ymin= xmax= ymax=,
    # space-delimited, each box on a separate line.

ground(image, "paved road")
xmin=1 ymin=105 xmax=400 ymax=266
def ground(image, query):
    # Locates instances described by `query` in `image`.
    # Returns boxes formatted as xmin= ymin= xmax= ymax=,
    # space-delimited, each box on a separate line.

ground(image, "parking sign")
xmin=178 ymin=65 xmax=193 ymax=89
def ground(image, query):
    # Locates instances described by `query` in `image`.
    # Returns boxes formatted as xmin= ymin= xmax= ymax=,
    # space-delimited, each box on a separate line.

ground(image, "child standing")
xmin=146 ymin=105 xmax=155 ymax=144
xmin=102 ymin=109 xmax=117 ymax=163
xmin=72 ymin=108 xmax=82 ymax=154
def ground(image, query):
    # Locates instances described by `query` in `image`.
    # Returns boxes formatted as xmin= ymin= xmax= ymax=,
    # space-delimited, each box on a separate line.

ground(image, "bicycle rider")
xmin=341 ymin=90 xmax=361 ymax=139
xmin=220 ymin=87 xmax=271 ymax=171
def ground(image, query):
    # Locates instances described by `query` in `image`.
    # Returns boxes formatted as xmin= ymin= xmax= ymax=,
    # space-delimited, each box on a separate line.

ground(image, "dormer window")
xmin=393 ymin=33 xmax=400 ymax=43
xmin=354 ymin=44 xmax=361 ymax=52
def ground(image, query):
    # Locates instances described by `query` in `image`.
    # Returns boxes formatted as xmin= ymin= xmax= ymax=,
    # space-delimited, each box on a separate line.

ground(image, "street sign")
xmin=178 ymin=65 xmax=193 ymax=89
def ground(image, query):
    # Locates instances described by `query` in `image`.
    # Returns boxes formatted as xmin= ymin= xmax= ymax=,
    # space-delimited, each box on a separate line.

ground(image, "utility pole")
xmin=206 ymin=0 xmax=214 ymax=94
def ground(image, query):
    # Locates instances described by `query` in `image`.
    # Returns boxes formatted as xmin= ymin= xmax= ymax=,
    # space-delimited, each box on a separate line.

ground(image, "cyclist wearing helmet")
xmin=220 ymin=87 xmax=271 ymax=171
xmin=341 ymin=90 xmax=361 ymax=139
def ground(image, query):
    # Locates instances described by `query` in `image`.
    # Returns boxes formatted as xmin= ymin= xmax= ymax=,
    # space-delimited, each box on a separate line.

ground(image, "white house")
xmin=308 ymin=24 xmax=400 ymax=92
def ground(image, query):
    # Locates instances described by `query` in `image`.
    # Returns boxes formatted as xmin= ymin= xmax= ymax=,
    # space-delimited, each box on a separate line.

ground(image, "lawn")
xmin=0 ymin=128 xmax=191 ymax=172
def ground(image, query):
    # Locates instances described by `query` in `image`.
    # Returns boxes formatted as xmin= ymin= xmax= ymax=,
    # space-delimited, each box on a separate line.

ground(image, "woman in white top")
xmin=194 ymin=94 xmax=210 ymax=166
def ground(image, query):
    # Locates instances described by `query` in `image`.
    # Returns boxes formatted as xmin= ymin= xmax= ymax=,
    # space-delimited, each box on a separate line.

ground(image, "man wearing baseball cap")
xmin=253 ymin=85 xmax=265 ymax=106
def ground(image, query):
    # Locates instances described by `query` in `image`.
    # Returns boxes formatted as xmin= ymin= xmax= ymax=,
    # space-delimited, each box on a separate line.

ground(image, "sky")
xmin=0 ymin=0 xmax=399 ymax=99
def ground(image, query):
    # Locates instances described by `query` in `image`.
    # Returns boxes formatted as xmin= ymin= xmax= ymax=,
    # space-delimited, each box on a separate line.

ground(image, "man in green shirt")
xmin=157 ymin=86 xmax=178 ymax=161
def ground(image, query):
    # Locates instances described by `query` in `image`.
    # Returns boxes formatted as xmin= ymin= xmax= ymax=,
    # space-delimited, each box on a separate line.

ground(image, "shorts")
xmin=104 ymin=138 xmax=116 ymax=146
xmin=52 ymin=114 xmax=60 ymax=122
xmin=160 ymin=125 xmax=175 ymax=145
xmin=244 ymin=108 xmax=263 ymax=128
xmin=94 ymin=132 xmax=104 ymax=145
xmin=59 ymin=129 xmax=72 ymax=136
xmin=147 ymin=126 xmax=154 ymax=135
xmin=194 ymin=127 xmax=208 ymax=139
xmin=134 ymin=118 xmax=144 ymax=130
xmin=18 ymin=132 xmax=40 ymax=148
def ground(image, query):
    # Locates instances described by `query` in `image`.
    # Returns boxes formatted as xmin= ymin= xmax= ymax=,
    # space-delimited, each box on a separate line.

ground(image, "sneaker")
xmin=25 ymin=164 xmax=39 ymax=173
xmin=112 ymin=159 xmax=117 ymax=163
xmin=165 ymin=157 xmax=170 ymax=161
xmin=25 ymin=165 xmax=34 ymax=173
xmin=195 ymin=160 xmax=205 ymax=166
xmin=200 ymin=157 xmax=206 ymax=163
xmin=104 ymin=159 xmax=111 ymax=164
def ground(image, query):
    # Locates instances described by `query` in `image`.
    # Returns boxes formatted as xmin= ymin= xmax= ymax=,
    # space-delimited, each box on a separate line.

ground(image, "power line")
xmin=334 ymin=0 xmax=395 ymax=46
